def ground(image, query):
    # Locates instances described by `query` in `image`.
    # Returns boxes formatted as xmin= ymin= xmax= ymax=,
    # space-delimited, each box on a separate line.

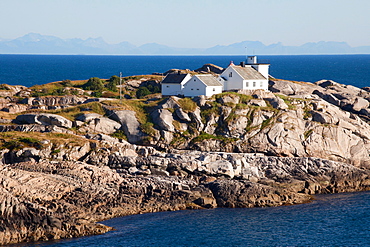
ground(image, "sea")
xmin=2 ymin=54 xmax=370 ymax=246
xmin=0 ymin=54 xmax=369 ymax=88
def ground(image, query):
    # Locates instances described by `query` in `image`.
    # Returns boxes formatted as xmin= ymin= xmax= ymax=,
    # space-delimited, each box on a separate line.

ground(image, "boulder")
xmin=109 ymin=110 xmax=145 ymax=144
xmin=175 ymin=108 xmax=191 ymax=122
xmin=249 ymin=99 xmax=267 ymax=107
xmin=1 ymin=104 xmax=28 ymax=113
xmin=15 ymin=114 xmax=73 ymax=128
xmin=313 ymin=90 xmax=341 ymax=106
xmin=151 ymin=109 xmax=175 ymax=132
xmin=216 ymin=94 xmax=240 ymax=105
xmin=351 ymin=97 xmax=369 ymax=112
xmin=195 ymin=63 xmax=224 ymax=74
xmin=205 ymin=160 xmax=235 ymax=178
xmin=264 ymin=96 xmax=288 ymax=110
xmin=269 ymin=80 xmax=319 ymax=95
xmin=159 ymin=97 xmax=181 ymax=109
xmin=77 ymin=114 xmax=121 ymax=134
xmin=188 ymin=107 xmax=204 ymax=130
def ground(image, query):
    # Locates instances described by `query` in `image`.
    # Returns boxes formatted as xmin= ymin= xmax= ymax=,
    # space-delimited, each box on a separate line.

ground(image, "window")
xmin=166 ymin=86 xmax=169 ymax=88
xmin=260 ymin=81 xmax=263 ymax=87
xmin=246 ymin=81 xmax=249 ymax=87
xmin=197 ymin=89 xmax=199 ymax=90
xmin=229 ymin=72 xmax=232 ymax=77
xmin=253 ymin=81 xmax=256 ymax=87
xmin=213 ymin=88 xmax=215 ymax=91
xmin=191 ymin=88 xmax=194 ymax=90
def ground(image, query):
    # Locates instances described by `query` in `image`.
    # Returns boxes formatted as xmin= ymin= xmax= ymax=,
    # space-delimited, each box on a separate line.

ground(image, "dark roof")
xmin=196 ymin=75 xmax=223 ymax=86
xmin=232 ymin=66 xmax=267 ymax=80
xmin=161 ymin=73 xmax=189 ymax=84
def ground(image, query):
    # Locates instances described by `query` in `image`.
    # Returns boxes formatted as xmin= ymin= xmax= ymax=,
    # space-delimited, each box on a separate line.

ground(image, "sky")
xmin=0 ymin=0 xmax=369 ymax=48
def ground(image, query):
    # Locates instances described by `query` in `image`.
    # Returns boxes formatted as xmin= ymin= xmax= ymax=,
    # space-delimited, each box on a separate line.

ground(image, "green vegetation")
xmin=111 ymin=130 xmax=128 ymax=140
xmin=177 ymin=98 xmax=197 ymax=112
xmin=2 ymin=137 xmax=43 ymax=150
xmin=0 ymin=132 xmax=90 ymax=151
xmin=136 ymin=87 xmax=151 ymax=99
xmin=83 ymin=77 xmax=104 ymax=91
xmin=140 ymin=122 xmax=156 ymax=136
xmin=304 ymin=129 xmax=314 ymax=139
xmin=107 ymin=76 xmax=119 ymax=92
xmin=191 ymin=132 xmax=237 ymax=143
xmin=49 ymin=102 xmax=105 ymax=121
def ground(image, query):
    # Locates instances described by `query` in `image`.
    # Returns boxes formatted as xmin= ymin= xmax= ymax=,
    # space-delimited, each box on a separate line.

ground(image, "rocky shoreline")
xmin=1 ymin=71 xmax=370 ymax=245
xmin=1 ymin=149 xmax=370 ymax=245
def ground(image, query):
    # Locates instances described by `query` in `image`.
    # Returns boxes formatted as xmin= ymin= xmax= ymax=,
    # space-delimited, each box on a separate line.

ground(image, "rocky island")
xmin=0 ymin=66 xmax=370 ymax=245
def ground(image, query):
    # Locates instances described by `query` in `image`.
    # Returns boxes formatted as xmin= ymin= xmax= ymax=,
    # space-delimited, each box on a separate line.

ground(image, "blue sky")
xmin=1 ymin=0 xmax=369 ymax=48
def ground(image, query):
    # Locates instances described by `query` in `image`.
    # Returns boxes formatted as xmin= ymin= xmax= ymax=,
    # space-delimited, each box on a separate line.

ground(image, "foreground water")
xmin=0 ymin=54 xmax=369 ymax=88
xmin=16 ymin=191 xmax=370 ymax=247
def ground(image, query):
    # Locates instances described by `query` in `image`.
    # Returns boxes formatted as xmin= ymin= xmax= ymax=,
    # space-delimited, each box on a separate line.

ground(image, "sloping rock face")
xmin=141 ymin=84 xmax=370 ymax=168
xmin=0 ymin=160 xmax=216 ymax=245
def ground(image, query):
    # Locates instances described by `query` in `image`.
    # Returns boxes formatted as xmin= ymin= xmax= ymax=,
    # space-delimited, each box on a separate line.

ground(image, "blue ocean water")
xmin=18 ymin=191 xmax=370 ymax=247
xmin=0 ymin=54 xmax=369 ymax=88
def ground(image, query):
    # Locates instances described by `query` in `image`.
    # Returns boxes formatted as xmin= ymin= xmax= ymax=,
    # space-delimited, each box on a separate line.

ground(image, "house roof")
xmin=196 ymin=75 xmax=223 ymax=87
xmin=161 ymin=73 xmax=190 ymax=84
xmin=232 ymin=66 xmax=267 ymax=80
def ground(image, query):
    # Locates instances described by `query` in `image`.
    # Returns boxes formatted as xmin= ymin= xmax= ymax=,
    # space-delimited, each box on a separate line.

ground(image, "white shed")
xmin=161 ymin=73 xmax=191 ymax=96
xmin=183 ymin=74 xmax=223 ymax=97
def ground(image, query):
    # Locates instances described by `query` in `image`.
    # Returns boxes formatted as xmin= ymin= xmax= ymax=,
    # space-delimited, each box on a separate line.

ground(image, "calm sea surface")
xmin=0 ymin=54 xmax=369 ymax=88
xmin=2 ymin=55 xmax=370 ymax=246
xmin=16 ymin=191 xmax=370 ymax=247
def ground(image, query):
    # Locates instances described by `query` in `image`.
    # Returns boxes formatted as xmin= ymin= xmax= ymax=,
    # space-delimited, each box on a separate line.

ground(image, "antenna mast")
xmin=119 ymin=72 xmax=122 ymax=103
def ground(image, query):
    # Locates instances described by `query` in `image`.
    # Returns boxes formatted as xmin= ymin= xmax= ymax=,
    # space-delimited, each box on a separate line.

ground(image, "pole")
xmin=119 ymin=72 xmax=122 ymax=103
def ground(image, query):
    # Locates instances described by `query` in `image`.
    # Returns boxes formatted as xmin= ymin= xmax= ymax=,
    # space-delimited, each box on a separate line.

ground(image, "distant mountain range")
xmin=0 ymin=33 xmax=369 ymax=55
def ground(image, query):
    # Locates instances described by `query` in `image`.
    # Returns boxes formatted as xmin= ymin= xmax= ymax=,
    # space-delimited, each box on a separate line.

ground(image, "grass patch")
xmin=191 ymin=132 xmax=237 ymax=143
xmin=304 ymin=129 xmax=314 ymax=139
xmin=140 ymin=122 xmax=156 ymax=136
xmin=261 ymin=117 xmax=274 ymax=130
xmin=47 ymin=102 xmax=105 ymax=121
xmin=177 ymin=98 xmax=197 ymax=112
xmin=0 ymin=132 xmax=89 ymax=151
xmin=111 ymin=130 xmax=128 ymax=140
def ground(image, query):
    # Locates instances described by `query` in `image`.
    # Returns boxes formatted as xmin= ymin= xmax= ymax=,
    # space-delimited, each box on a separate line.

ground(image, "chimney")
xmin=240 ymin=61 xmax=245 ymax=67
xmin=229 ymin=61 xmax=235 ymax=66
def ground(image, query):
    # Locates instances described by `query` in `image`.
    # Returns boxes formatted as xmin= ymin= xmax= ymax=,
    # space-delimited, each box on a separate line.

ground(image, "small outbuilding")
xmin=161 ymin=73 xmax=192 ymax=96
xmin=183 ymin=74 xmax=223 ymax=97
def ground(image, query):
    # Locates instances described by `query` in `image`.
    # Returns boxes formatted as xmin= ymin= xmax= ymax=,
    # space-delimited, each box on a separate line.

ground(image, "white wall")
xmin=183 ymin=76 xmax=222 ymax=97
xmin=161 ymin=84 xmax=183 ymax=96
xmin=244 ymin=79 xmax=268 ymax=90
xmin=183 ymin=76 xmax=207 ymax=97
xmin=220 ymin=67 xmax=244 ymax=91
xmin=205 ymin=86 xmax=223 ymax=96
xmin=251 ymin=64 xmax=269 ymax=79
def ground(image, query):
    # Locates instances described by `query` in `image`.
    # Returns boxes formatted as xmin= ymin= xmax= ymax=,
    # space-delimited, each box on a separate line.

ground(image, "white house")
xmin=161 ymin=73 xmax=192 ymax=96
xmin=220 ymin=56 xmax=269 ymax=91
xmin=183 ymin=74 xmax=223 ymax=97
